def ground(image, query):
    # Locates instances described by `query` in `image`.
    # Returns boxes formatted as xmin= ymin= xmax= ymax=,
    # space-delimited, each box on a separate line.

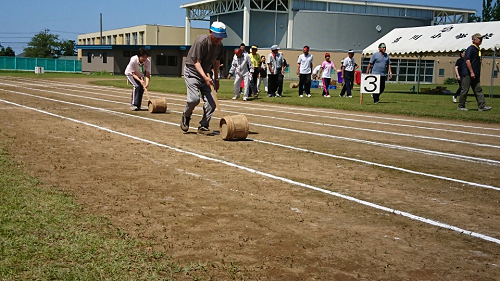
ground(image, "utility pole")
xmin=100 ymin=13 xmax=103 ymax=45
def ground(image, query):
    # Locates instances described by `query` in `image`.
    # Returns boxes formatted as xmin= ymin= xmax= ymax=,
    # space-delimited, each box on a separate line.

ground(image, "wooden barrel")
xmin=219 ymin=114 xmax=249 ymax=140
xmin=289 ymin=82 xmax=298 ymax=88
xmin=148 ymin=98 xmax=167 ymax=113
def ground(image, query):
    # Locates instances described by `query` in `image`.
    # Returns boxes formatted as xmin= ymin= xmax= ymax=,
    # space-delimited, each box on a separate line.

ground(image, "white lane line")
xmin=2 ymin=89 xmax=500 ymax=190
xmin=2 ymin=87 xmax=499 ymax=167
xmin=7 ymin=77 xmax=500 ymax=136
xmin=2 ymin=97 xmax=499 ymax=246
xmin=8 ymin=80 xmax=499 ymax=149
xmin=215 ymin=107 xmax=500 ymax=149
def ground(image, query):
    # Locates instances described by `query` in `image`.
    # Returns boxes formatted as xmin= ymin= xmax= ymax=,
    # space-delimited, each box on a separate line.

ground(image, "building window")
xmin=167 ymin=56 xmax=177 ymax=66
xmin=494 ymin=70 xmax=499 ymax=78
xmin=438 ymin=69 xmax=445 ymax=77
xmin=112 ymin=35 xmax=117 ymax=45
xmin=139 ymin=32 xmax=144 ymax=45
xmin=156 ymin=55 xmax=167 ymax=66
xmin=107 ymin=36 xmax=111 ymax=45
xmin=125 ymin=33 xmax=130 ymax=45
xmin=132 ymin=32 xmax=137 ymax=45
xmin=87 ymin=52 xmax=92 ymax=63
xmin=362 ymin=58 xmax=434 ymax=83
xmin=103 ymin=52 xmax=108 ymax=63
xmin=123 ymin=50 xmax=131 ymax=58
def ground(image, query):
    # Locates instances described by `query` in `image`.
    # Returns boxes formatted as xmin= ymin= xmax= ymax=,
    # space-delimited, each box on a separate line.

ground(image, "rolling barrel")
xmin=148 ymin=98 xmax=168 ymax=113
xmin=219 ymin=114 xmax=249 ymax=140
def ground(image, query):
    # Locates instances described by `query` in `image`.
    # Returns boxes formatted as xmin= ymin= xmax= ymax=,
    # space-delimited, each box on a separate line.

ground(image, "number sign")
xmin=361 ymin=74 xmax=381 ymax=94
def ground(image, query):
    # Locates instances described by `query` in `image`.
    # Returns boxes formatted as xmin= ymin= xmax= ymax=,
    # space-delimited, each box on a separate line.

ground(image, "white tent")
xmin=362 ymin=21 xmax=500 ymax=96
xmin=362 ymin=21 xmax=500 ymax=56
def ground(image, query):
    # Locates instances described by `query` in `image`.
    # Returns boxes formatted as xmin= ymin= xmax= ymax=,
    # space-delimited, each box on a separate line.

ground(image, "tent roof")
xmin=362 ymin=21 xmax=500 ymax=57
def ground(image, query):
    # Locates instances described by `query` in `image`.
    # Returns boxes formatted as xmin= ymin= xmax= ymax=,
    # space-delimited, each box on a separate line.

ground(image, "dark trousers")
xmin=126 ymin=75 xmax=144 ymax=107
xmin=454 ymin=78 xmax=462 ymax=98
xmin=268 ymin=74 xmax=278 ymax=97
xmin=250 ymin=67 xmax=259 ymax=96
xmin=372 ymin=76 xmax=386 ymax=103
xmin=340 ymin=71 xmax=354 ymax=97
xmin=299 ymin=73 xmax=311 ymax=96
xmin=459 ymin=75 xmax=486 ymax=109
xmin=276 ymin=74 xmax=284 ymax=96
xmin=267 ymin=68 xmax=282 ymax=97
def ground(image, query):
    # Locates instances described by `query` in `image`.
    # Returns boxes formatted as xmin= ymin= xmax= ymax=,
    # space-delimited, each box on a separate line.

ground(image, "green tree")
xmin=59 ymin=39 xmax=76 ymax=56
xmin=0 ymin=46 xmax=15 ymax=56
xmin=23 ymin=30 xmax=60 ymax=58
xmin=470 ymin=0 xmax=500 ymax=22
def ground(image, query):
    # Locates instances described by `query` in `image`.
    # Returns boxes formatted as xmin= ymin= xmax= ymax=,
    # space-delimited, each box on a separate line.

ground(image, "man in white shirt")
xmin=267 ymin=45 xmax=284 ymax=97
xmin=340 ymin=49 xmax=358 ymax=98
xmin=125 ymin=47 xmax=151 ymax=111
xmin=296 ymin=46 xmax=313 ymax=97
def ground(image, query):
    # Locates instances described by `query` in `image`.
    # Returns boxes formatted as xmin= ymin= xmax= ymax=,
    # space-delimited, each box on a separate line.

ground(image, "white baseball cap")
xmin=210 ymin=21 xmax=227 ymax=38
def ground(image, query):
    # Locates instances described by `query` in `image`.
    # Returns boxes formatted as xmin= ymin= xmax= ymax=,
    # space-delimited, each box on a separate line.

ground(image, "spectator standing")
xmin=453 ymin=48 xmax=466 ymax=103
xmin=276 ymin=52 xmax=287 ymax=97
xmin=249 ymin=46 xmax=261 ymax=97
xmin=267 ymin=45 xmax=285 ymax=97
xmin=125 ymin=47 xmax=151 ymax=111
xmin=318 ymin=53 xmax=336 ymax=98
xmin=227 ymin=48 xmax=253 ymax=101
xmin=340 ymin=49 xmax=358 ymax=98
xmin=180 ymin=21 xmax=226 ymax=135
xmin=366 ymin=43 xmax=392 ymax=104
xmin=257 ymin=55 xmax=268 ymax=93
xmin=312 ymin=64 xmax=321 ymax=80
xmin=297 ymin=46 xmax=314 ymax=97
xmin=458 ymin=33 xmax=492 ymax=111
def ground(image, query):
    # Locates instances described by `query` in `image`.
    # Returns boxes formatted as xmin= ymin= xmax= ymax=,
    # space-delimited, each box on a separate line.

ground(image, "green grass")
xmin=0 ymin=148 xmax=247 ymax=280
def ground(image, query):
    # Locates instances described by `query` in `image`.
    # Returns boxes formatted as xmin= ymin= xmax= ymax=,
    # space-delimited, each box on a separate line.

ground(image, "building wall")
xmin=77 ymin=25 xmax=206 ymax=47
xmin=81 ymin=51 xmax=115 ymax=73
xmin=292 ymin=12 xmax=430 ymax=51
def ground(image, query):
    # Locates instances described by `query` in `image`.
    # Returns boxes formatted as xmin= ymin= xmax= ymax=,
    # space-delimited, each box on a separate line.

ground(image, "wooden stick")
xmin=207 ymin=74 xmax=223 ymax=119
xmin=209 ymin=83 xmax=223 ymax=119
xmin=144 ymin=87 xmax=151 ymax=101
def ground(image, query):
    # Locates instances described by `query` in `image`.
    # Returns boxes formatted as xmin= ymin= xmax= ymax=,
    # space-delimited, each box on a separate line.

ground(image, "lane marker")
xmin=3 ymin=83 xmax=500 ymax=161
xmin=6 ymin=77 xmax=500 ymax=136
xmin=2 ymin=90 xmax=499 ymax=190
xmin=2 ymin=97 xmax=499 ymax=246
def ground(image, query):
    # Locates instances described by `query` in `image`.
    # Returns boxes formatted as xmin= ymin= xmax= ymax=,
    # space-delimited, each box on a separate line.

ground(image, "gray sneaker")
xmin=180 ymin=114 xmax=190 ymax=132
xmin=130 ymin=105 xmax=139 ymax=111
xmin=478 ymin=106 xmax=492 ymax=111
xmin=457 ymin=107 xmax=468 ymax=111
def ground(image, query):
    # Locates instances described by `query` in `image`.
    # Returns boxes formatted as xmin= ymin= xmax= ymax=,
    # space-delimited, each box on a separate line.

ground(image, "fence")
xmin=0 ymin=56 xmax=82 ymax=73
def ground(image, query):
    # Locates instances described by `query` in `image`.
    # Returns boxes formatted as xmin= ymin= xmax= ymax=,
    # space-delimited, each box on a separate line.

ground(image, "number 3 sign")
xmin=361 ymin=74 xmax=381 ymax=94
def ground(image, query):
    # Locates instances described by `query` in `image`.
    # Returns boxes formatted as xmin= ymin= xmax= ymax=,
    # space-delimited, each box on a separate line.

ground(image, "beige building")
xmin=77 ymin=25 xmax=209 ymax=75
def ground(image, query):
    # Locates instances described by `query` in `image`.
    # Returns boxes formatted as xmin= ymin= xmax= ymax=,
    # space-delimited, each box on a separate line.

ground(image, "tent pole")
xmin=491 ymin=48 xmax=496 ymax=99
xmin=417 ymin=53 xmax=422 ymax=94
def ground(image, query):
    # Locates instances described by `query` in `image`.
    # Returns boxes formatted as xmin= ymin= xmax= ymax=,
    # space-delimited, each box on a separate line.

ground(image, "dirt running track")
xmin=1 ymin=76 xmax=499 ymax=280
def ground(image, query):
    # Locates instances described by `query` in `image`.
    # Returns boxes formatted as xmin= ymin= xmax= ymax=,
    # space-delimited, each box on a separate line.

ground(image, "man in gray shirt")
xmin=366 ymin=43 xmax=392 ymax=104
xmin=180 ymin=21 xmax=226 ymax=135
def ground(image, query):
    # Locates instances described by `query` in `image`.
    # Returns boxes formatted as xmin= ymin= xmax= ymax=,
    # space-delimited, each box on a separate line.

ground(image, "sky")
xmin=0 ymin=0 xmax=481 ymax=55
